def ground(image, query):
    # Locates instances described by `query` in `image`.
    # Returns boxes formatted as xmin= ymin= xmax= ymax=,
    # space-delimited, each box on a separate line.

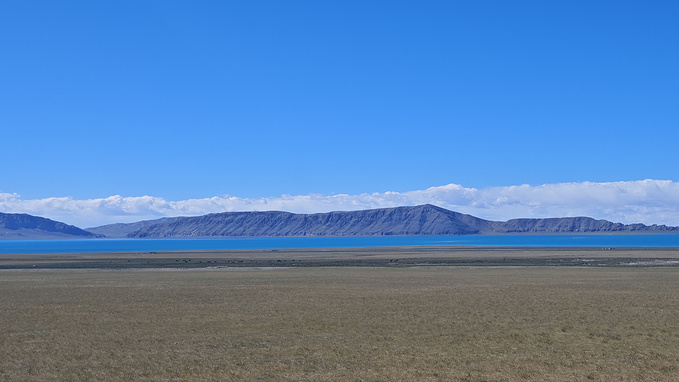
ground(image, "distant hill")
xmin=96 ymin=204 xmax=678 ymax=238
xmin=86 ymin=217 xmax=182 ymax=238
xmin=495 ymin=216 xmax=673 ymax=233
xmin=0 ymin=213 xmax=100 ymax=240
xmin=123 ymin=204 xmax=488 ymax=238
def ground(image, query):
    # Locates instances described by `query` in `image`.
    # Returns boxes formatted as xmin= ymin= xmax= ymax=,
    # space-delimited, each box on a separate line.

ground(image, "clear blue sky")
xmin=2 ymin=1 xmax=678 ymax=201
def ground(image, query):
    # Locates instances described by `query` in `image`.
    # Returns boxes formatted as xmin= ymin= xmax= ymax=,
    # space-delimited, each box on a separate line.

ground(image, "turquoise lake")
xmin=2 ymin=234 xmax=679 ymax=254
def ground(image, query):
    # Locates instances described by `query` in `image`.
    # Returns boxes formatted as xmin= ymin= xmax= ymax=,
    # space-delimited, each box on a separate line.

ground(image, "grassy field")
xmin=2 ymin=266 xmax=679 ymax=381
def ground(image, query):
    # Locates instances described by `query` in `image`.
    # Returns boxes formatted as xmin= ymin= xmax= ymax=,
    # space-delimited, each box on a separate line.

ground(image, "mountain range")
xmin=2 ymin=205 xmax=677 ymax=240
xmin=90 ymin=204 xmax=678 ymax=238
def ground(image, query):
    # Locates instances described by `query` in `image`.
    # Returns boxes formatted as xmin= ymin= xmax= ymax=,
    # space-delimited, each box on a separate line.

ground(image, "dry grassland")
xmin=2 ymin=267 xmax=679 ymax=381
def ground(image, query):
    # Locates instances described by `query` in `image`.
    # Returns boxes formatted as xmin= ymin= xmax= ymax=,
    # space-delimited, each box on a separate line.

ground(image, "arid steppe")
xmin=2 ymin=247 xmax=679 ymax=381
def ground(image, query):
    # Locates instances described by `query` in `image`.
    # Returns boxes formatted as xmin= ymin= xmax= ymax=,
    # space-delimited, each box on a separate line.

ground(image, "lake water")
xmin=1 ymin=234 xmax=679 ymax=254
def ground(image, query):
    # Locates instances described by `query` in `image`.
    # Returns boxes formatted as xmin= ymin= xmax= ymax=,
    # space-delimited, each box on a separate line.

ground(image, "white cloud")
xmin=2 ymin=179 xmax=679 ymax=228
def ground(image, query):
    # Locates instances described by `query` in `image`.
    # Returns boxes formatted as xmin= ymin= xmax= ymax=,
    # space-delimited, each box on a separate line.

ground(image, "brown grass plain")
xmin=2 ymin=248 xmax=679 ymax=381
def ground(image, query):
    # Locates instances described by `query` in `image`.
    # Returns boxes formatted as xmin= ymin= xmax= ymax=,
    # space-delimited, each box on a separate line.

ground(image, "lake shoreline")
xmin=3 ymin=233 xmax=679 ymax=254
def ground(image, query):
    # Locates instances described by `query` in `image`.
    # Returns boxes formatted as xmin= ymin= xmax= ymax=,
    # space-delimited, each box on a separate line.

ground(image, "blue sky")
xmin=2 ymin=1 xmax=679 ymax=226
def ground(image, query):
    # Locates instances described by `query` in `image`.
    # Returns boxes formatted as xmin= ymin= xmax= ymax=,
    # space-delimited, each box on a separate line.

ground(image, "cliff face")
xmin=121 ymin=204 xmax=678 ymax=238
xmin=0 ymin=213 xmax=100 ymax=239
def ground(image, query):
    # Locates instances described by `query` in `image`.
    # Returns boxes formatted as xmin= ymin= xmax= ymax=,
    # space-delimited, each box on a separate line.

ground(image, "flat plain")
xmin=2 ymin=247 xmax=679 ymax=381
xmin=3 ymin=246 xmax=679 ymax=269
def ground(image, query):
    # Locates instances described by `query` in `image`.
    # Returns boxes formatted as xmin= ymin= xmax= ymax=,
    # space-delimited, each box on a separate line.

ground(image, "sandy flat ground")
xmin=1 ymin=246 xmax=679 ymax=269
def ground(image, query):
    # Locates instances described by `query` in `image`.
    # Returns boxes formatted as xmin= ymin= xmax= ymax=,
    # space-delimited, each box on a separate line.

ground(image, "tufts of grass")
xmin=1 ymin=267 xmax=679 ymax=381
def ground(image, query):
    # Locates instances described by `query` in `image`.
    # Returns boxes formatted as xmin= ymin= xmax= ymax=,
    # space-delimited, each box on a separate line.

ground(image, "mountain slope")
xmin=0 ymin=213 xmax=100 ymax=240
xmin=121 ymin=204 xmax=678 ymax=238
xmin=127 ymin=205 xmax=489 ymax=238
xmin=86 ymin=217 xmax=182 ymax=238
xmin=493 ymin=216 xmax=677 ymax=233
